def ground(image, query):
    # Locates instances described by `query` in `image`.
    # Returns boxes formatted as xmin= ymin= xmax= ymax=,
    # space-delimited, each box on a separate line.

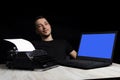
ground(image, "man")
xmin=32 ymin=16 xmax=77 ymax=61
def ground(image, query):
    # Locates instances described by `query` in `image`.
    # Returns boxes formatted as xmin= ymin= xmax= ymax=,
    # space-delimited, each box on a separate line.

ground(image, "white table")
xmin=0 ymin=63 xmax=120 ymax=80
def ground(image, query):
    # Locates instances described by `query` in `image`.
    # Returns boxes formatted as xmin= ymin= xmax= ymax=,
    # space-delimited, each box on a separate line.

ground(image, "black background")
xmin=1 ymin=4 xmax=120 ymax=64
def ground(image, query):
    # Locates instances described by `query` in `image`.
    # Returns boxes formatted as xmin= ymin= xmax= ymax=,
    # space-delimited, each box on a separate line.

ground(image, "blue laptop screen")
xmin=78 ymin=33 xmax=116 ymax=59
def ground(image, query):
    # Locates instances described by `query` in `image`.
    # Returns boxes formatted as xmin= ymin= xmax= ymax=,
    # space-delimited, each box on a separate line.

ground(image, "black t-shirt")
xmin=31 ymin=40 xmax=73 ymax=61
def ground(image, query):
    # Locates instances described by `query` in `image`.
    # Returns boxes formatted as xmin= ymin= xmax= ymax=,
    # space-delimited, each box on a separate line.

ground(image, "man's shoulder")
xmin=30 ymin=40 xmax=41 ymax=45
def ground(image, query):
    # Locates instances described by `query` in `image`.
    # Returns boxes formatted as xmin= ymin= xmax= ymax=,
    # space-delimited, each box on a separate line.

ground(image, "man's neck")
xmin=41 ymin=34 xmax=53 ymax=41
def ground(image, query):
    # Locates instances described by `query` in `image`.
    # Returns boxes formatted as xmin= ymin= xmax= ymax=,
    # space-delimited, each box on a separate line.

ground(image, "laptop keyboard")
xmin=62 ymin=59 xmax=111 ymax=69
xmin=68 ymin=59 xmax=103 ymax=66
xmin=74 ymin=59 xmax=103 ymax=65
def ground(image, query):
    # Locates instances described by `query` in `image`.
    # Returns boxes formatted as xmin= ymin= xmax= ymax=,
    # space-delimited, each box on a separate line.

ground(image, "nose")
xmin=42 ymin=25 xmax=46 ymax=29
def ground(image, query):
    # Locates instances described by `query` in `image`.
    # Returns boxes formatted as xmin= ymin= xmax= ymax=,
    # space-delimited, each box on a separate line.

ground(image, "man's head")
xmin=35 ymin=16 xmax=52 ymax=38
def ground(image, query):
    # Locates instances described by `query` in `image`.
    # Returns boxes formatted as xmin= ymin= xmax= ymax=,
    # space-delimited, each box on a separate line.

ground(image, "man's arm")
xmin=69 ymin=50 xmax=77 ymax=59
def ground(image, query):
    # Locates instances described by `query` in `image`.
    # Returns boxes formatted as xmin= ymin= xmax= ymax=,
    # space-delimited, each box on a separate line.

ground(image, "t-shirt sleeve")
xmin=64 ymin=40 xmax=74 ymax=55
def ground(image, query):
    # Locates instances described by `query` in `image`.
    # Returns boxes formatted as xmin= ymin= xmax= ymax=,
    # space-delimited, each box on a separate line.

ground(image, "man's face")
xmin=35 ymin=18 xmax=52 ymax=37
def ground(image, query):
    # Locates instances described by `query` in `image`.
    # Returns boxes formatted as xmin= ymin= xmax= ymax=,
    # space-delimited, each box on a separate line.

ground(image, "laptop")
xmin=61 ymin=32 xmax=117 ymax=69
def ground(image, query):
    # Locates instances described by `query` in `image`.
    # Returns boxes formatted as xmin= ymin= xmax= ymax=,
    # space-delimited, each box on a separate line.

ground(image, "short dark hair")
xmin=35 ymin=16 xmax=45 ymax=21
xmin=34 ymin=16 xmax=48 ymax=26
xmin=35 ymin=16 xmax=47 ymax=22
